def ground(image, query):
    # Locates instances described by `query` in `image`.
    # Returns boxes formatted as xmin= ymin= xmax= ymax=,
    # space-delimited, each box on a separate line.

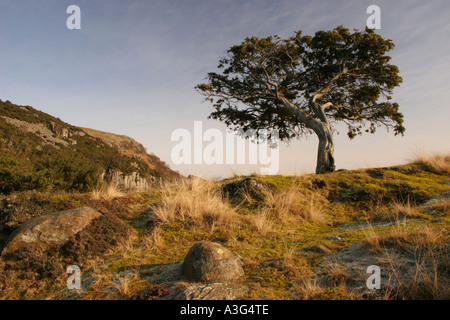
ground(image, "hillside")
xmin=0 ymin=155 xmax=448 ymax=300
xmin=79 ymin=127 xmax=179 ymax=179
xmin=0 ymin=99 xmax=180 ymax=194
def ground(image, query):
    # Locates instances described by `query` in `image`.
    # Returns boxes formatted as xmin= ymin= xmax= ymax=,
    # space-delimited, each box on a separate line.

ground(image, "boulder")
xmin=218 ymin=178 xmax=265 ymax=198
xmin=168 ymin=283 xmax=248 ymax=300
xmin=1 ymin=207 xmax=101 ymax=257
xmin=182 ymin=241 xmax=244 ymax=283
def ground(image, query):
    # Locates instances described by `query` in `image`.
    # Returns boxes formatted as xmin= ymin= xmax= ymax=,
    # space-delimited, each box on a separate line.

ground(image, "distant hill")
xmin=0 ymin=99 xmax=180 ymax=194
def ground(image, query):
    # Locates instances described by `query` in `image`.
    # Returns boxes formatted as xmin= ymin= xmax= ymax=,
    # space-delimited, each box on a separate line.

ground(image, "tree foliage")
xmin=196 ymin=26 xmax=404 ymax=168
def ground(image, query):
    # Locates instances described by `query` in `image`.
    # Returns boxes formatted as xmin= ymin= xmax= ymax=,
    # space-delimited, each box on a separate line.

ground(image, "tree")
xmin=196 ymin=26 xmax=404 ymax=174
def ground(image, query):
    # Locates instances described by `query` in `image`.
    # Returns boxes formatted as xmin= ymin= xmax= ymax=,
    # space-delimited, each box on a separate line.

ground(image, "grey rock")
xmin=167 ymin=283 xmax=248 ymax=300
xmin=218 ymin=178 xmax=265 ymax=198
xmin=102 ymin=169 xmax=151 ymax=191
xmin=182 ymin=241 xmax=245 ymax=283
xmin=1 ymin=207 xmax=101 ymax=257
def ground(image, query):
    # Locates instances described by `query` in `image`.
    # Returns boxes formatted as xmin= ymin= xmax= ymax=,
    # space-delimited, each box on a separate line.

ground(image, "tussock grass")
xmin=324 ymin=262 xmax=350 ymax=287
xmin=364 ymin=225 xmax=446 ymax=253
xmin=425 ymin=199 xmax=450 ymax=217
xmin=389 ymin=199 xmax=419 ymax=219
xmin=110 ymin=271 xmax=144 ymax=297
xmin=245 ymin=209 xmax=274 ymax=235
xmin=363 ymin=225 xmax=450 ymax=299
xmin=149 ymin=177 xmax=237 ymax=227
xmin=385 ymin=247 xmax=450 ymax=299
xmin=414 ymin=151 xmax=450 ymax=176
xmin=91 ymin=183 xmax=124 ymax=200
xmin=1 ymin=155 xmax=449 ymax=300
xmin=141 ymin=226 xmax=166 ymax=253
xmin=261 ymin=184 xmax=328 ymax=224
xmin=290 ymin=279 xmax=325 ymax=300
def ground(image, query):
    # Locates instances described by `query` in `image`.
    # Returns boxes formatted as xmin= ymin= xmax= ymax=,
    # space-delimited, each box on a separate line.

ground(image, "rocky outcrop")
xmin=80 ymin=127 xmax=181 ymax=179
xmin=182 ymin=241 xmax=245 ymax=283
xmin=0 ymin=115 xmax=74 ymax=148
xmin=80 ymin=127 xmax=147 ymax=155
xmin=102 ymin=169 xmax=151 ymax=191
xmin=167 ymin=283 xmax=248 ymax=300
xmin=1 ymin=207 xmax=101 ymax=257
xmin=218 ymin=178 xmax=266 ymax=203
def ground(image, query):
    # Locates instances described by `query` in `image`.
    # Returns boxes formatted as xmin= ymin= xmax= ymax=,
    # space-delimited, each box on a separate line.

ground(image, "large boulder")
xmin=182 ymin=241 xmax=244 ymax=283
xmin=1 ymin=207 xmax=101 ymax=257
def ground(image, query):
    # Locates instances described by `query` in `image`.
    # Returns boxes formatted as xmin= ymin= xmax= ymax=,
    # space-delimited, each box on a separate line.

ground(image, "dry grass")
xmin=364 ymin=198 xmax=426 ymax=223
xmin=149 ymin=177 xmax=237 ymax=227
xmin=91 ymin=183 xmax=124 ymax=200
xmin=1 ymin=154 xmax=449 ymax=300
xmin=425 ymin=199 xmax=450 ymax=216
xmin=140 ymin=226 xmax=166 ymax=254
xmin=324 ymin=262 xmax=350 ymax=287
xmin=261 ymin=185 xmax=328 ymax=224
xmin=389 ymin=199 xmax=420 ymax=220
xmin=291 ymin=279 xmax=325 ymax=300
xmin=111 ymin=271 xmax=143 ymax=297
xmin=247 ymin=209 xmax=274 ymax=235
xmin=383 ymin=242 xmax=450 ymax=299
xmin=364 ymin=225 xmax=445 ymax=253
xmin=363 ymin=225 xmax=450 ymax=299
xmin=414 ymin=151 xmax=450 ymax=175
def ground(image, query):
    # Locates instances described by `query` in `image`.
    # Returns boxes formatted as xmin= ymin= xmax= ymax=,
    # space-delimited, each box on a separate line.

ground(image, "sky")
xmin=0 ymin=0 xmax=449 ymax=178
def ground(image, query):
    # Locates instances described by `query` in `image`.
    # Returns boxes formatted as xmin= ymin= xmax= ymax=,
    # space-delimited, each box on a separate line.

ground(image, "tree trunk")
xmin=278 ymin=97 xmax=336 ymax=174
xmin=315 ymin=123 xmax=335 ymax=174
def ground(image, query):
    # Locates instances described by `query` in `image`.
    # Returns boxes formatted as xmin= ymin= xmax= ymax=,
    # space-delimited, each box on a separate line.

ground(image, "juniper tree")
xmin=196 ymin=26 xmax=404 ymax=174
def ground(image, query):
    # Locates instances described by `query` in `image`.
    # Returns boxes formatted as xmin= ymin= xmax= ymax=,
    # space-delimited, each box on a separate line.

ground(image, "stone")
xmin=219 ymin=178 xmax=265 ymax=198
xmin=102 ymin=169 xmax=150 ymax=191
xmin=182 ymin=241 xmax=245 ymax=283
xmin=1 ymin=207 xmax=101 ymax=257
xmin=168 ymin=283 xmax=249 ymax=300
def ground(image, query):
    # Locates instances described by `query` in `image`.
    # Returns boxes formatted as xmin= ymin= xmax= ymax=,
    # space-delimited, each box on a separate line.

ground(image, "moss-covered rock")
xmin=182 ymin=241 xmax=245 ymax=283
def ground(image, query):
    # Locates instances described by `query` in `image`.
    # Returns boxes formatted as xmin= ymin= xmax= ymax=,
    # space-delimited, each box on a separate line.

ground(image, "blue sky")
xmin=1 ymin=0 xmax=449 ymax=178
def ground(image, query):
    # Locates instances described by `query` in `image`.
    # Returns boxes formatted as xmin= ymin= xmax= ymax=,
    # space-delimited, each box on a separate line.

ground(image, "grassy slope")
xmin=0 ymin=100 xmax=173 ymax=194
xmin=0 ymin=159 xmax=449 ymax=300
